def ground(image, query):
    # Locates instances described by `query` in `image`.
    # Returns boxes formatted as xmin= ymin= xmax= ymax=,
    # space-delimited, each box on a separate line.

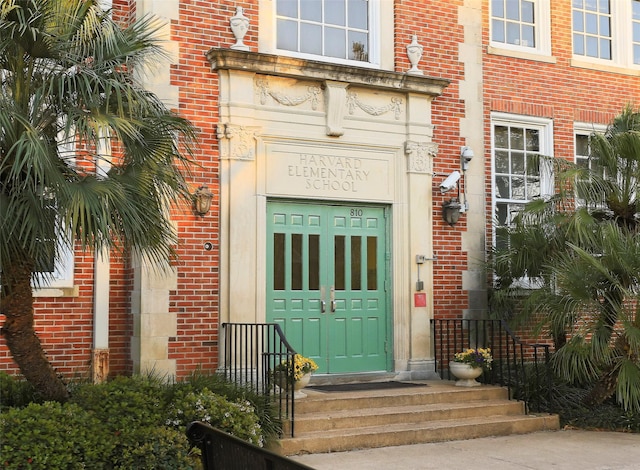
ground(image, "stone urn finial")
xmin=230 ymin=6 xmax=250 ymax=51
xmin=406 ymin=35 xmax=424 ymax=75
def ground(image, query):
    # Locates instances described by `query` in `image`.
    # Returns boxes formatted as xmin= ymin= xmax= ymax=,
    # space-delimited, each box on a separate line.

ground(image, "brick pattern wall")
xmin=396 ymin=1 xmax=469 ymax=320
xmin=481 ymin=1 xmax=640 ymax=343
xmin=482 ymin=1 xmax=640 ymax=250
xmin=0 ymin=0 xmax=466 ymax=379
xmin=3 ymin=0 xmax=638 ymax=380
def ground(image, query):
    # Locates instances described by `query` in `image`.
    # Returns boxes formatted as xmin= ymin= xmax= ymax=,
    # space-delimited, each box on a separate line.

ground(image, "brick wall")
xmin=482 ymin=1 xmax=640 ymax=253
xmin=3 ymin=1 xmax=635 ymax=380
xmin=396 ymin=0 xmax=469 ymax=320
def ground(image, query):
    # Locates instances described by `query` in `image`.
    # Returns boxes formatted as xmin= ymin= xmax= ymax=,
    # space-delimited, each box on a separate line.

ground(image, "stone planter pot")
xmin=449 ymin=362 xmax=483 ymax=387
xmin=273 ymin=371 xmax=312 ymax=398
xmin=293 ymin=372 xmax=312 ymax=398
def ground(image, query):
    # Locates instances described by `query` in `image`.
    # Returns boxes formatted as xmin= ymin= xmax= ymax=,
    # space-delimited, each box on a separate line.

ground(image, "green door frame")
xmin=266 ymin=200 xmax=392 ymax=374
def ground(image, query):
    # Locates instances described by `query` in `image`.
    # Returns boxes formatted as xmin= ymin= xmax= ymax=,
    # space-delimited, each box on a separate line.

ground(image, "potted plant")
xmin=449 ymin=348 xmax=492 ymax=387
xmin=272 ymin=354 xmax=319 ymax=395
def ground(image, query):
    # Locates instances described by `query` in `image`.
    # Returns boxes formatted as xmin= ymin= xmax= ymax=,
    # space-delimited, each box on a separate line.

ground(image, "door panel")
xmin=267 ymin=201 xmax=389 ymax=373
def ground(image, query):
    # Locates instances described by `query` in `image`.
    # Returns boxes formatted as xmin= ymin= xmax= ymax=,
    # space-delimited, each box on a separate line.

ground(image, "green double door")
xmin=266 ymin=201 xmax=391 ymax=374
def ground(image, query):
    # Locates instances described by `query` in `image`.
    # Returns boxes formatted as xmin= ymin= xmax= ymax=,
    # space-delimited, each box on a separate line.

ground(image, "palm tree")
xmin=0 ymin=0 xmax=195 ymax=401
xmin=491 ymin=106 xmax=640 ymax=412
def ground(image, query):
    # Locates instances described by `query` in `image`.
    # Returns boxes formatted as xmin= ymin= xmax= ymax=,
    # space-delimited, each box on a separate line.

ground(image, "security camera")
xmin=439 ymin=171 xmax=461 ymax=194
xmin=461 ymin=146 xmax=474 ymax=171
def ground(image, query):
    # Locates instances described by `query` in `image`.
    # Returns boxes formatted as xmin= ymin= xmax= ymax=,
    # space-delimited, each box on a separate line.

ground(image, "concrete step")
xmin=276 ymin=413 xmax=560 ymax=455
xmin=294 ymin=384 xmax=509 ymax=414
xmin=275 ymin=380 xmax=560 ymax=456
xmin=289 ymin=399 xmax=526 ymax=434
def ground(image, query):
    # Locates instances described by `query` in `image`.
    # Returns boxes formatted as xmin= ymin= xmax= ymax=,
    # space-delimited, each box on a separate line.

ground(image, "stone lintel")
xmin=207 ymin=48 xmax=449 ymax=97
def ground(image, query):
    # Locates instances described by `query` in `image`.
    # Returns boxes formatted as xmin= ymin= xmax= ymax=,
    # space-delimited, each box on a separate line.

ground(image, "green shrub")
xmin=0 ymin=402 xmax=113 ymax=469
xmin=0 ymin=372 xmax=40 ymax=411
xmin=173 ymin=370 xmax=282 ymax=438
xmin=111 ymin=425 xmax=198 ymax=469
xmin=70 ymin=374 xmax=168 ymax=430
xmin=166 ymin=388 xmax=264 ymax=447
xmin=1 ymin=373 xmax=271 ymax=467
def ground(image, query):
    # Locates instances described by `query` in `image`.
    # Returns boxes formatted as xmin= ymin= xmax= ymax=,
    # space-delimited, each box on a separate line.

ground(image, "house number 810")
xmin=350 ymin=209 xmax=363 ymax=216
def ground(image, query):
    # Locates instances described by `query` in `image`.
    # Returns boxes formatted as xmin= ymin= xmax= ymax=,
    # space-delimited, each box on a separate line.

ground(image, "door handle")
xmin=330 ymin=286 xmax=336 ymax=313
xmin=321 ymin=300 xmax=326 ymax=314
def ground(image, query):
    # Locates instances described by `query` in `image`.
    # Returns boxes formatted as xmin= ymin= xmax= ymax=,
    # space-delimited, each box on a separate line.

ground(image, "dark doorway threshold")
xmin=306 ymin=381 xmax=428 ymax=393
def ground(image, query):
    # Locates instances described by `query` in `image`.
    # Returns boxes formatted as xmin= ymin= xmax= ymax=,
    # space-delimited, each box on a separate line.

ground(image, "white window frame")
xmin=33 ymin=127 xmax=76 ymax=291
xmin=572 ymin=0 xmax=640 ymax=72
xmin=574 ymin=122 xmax=607 ymax=209
xmin=33 ymin=242 xmax=75 ymax=289
xmin=633 ymin=0 xmax=640 ymax=65
xmin=489 ymin=0 xmax=552 ymax=60
xmin=491 ymin=113 xmax=554 ymax=289
xmin=258 ymin=0 xmax=392 ymax=70
xmin=574 ymin=122 xmax=607 ymax=168
xmin=492 ymin=113 xmax=555 ymax=219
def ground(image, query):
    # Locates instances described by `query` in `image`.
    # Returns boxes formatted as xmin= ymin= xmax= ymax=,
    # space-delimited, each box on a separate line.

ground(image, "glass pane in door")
xmin=274 ymin=233 xmax=285 ymax=290
xmin=334 ymin=235 xmax=345 ymax=290
xmin=367 ymin=236 xmax=377 ymax=290
xmin=351 ymin=236 xmax=362 ymax=290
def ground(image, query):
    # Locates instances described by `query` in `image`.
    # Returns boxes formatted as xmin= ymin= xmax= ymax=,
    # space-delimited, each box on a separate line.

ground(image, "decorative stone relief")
xmin=346 ymin=92 xmax=403 ymax=120
xmin=256 ymin=78 xmax=321 ymax=110
xmin=324 ymin=81 xmax=348 ymax=137
xmin=406 ymin=35 xmax=424 ymax=75
xmin=405 ymin=141 xmax=437 ymax=174
xmin=217 ymin=124 xmax=260 ymax=161
xmin=230 ymin=6 xmax=250 ymax=51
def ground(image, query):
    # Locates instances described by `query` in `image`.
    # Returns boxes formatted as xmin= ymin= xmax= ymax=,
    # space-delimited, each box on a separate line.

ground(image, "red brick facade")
xmin=2 ymin=1 xmax=638 ymax=381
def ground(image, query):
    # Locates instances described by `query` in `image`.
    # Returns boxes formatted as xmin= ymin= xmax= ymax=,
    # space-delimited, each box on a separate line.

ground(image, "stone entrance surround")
xmin=208 ymin=49 xmax=448 ymax=379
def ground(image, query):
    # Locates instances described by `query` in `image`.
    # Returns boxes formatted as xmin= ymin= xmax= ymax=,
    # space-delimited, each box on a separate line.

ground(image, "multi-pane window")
xmin=489 ymin=0 xmax=551 ymax=56
xmin=574 ymin=124 xmax=607 ymax=208
xmin=491 ymin=0 xmax=536 ymax=47
xmin=572 ymin=0 xmax=612 ymax=60
xmin=493 ymin=115 xmax=553 ymax=251
xmin=634 ymin=0 xmax=640 ymax=64
xmin=571 ymin=0 xmax=639 ymax=67
xmin=32 ymin=128 xmax=76 ymax=290
xmin=276 ymin=0 xmax=370 ymax=62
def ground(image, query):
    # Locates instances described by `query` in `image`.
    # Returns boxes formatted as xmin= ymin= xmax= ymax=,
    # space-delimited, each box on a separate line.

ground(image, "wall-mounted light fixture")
xmin=435 ymin=146 xmax=474 ymax=226
xmin=442 ymin=198 xmax=462 ymax=225
xmin=193 ymin=185 xmax=213 ymax=216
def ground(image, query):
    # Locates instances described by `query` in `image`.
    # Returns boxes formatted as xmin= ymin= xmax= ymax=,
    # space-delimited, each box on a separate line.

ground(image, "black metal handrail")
xmin=430 ymin=318 xmax=553 ymax=412
xmin=186 ymin=421 xmax=315 ymax=470
xmin=221 ymin=322 xmax=298 ymax=437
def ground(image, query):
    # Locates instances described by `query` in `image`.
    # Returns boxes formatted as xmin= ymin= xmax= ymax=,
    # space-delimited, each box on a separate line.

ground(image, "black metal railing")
xmin=221 ymin=322 xmax=298 ymax=437
xmin=186 ymin=421 xmax=315 ymax=470
xmin=431 ymin=318 xmax=553 ymax=412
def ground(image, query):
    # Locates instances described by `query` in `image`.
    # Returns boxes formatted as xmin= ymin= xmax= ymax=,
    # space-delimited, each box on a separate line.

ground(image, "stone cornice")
xmin=206 ymin=48 xmax=450 ymax=97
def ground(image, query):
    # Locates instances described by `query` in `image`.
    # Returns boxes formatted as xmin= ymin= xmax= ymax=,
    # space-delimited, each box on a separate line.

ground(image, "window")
xmin=634 ymin=0 xmax=640 ymax=64
xmin=276 ymin=0 xmax=369 ymax=61
xmin=492 ymin=0 xmax=535 ymax=47
xmin=572 ymin=0 xmax=612 ymax=59
xmin=572 ymin=0 xmax=640 ymax=69
xmin=34 ymin=127 xmax=76 ymax=290
xmin=575 ymin=123 xmax=606 ymax=208
xmin=260 ymin=0 xmax=391 ymax=69
xmin=33 ymin=243 xmax=74 ymax=289
xmin=575 ymin=123 xmax=606 ymax=174
xmin=490 ymin=0 xmax=551 ymax=57
xmin=492 ymin=114 xmax=553 ymax=250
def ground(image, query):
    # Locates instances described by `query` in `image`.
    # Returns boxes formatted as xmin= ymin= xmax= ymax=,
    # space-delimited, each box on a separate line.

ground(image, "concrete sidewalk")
xmin=290 ymin=430 xmax=640 ymax=470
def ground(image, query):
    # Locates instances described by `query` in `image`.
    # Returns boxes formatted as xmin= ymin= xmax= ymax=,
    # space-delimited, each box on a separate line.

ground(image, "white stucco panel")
xmin=264 ymin=141 xmax=395 ymax=202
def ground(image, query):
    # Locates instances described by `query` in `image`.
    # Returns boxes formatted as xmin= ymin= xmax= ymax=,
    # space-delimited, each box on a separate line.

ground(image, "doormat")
xmin=307 ymin=381 xmax=428 ymax=393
